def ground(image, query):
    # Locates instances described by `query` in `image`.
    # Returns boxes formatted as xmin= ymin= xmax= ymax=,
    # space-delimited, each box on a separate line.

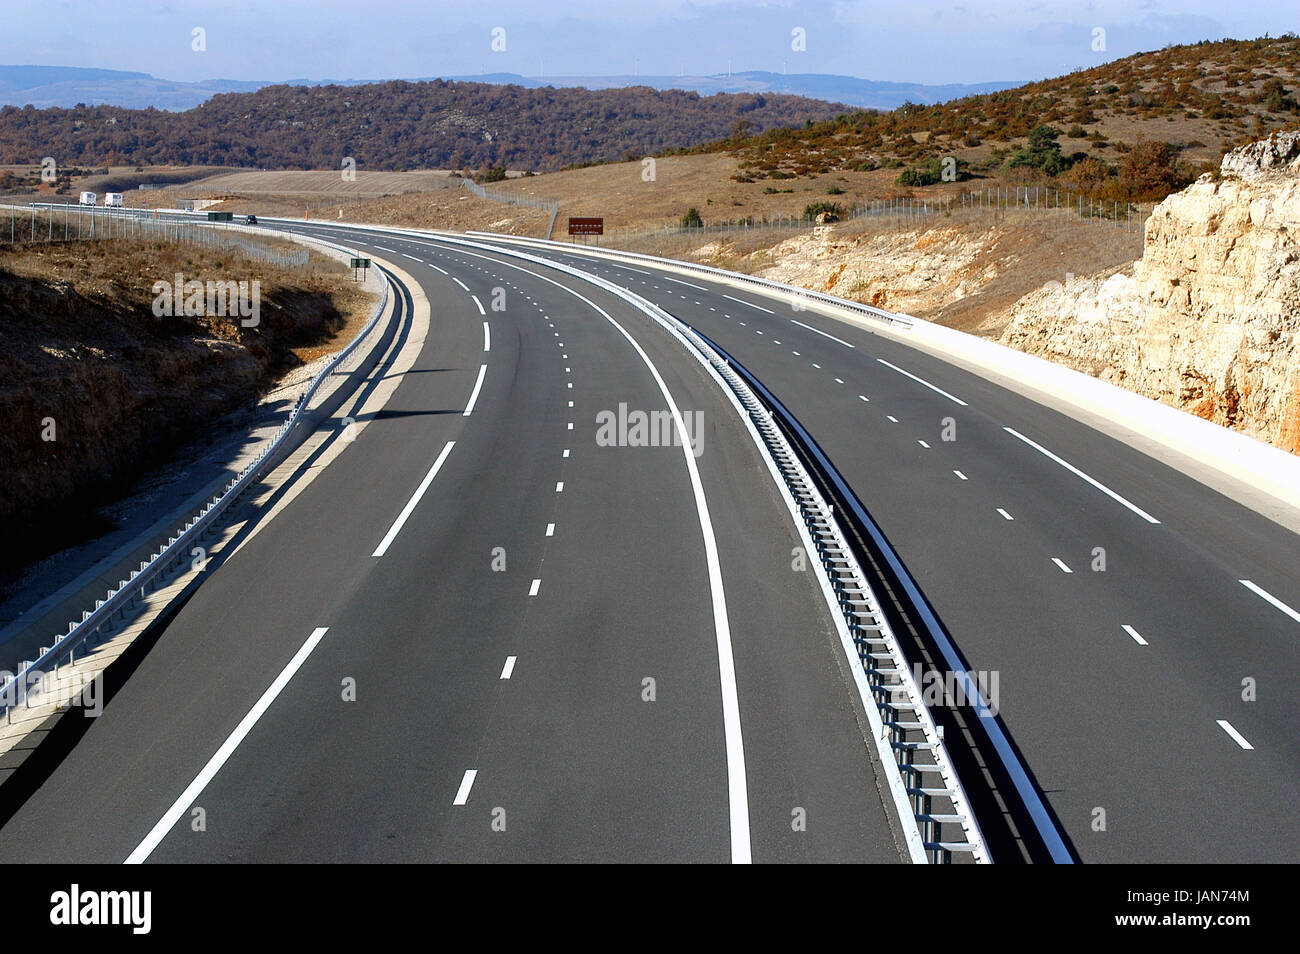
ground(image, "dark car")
xmin=245 ymin=214 xmax=258 ymax=225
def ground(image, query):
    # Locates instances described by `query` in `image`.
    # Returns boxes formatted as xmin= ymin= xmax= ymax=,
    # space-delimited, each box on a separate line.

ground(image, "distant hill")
xmin=678 ymin=35 xmax=1300 ymax=204
xmin=0 ymin=64 xmax=1021 ymax=112
xmin=0 ymin=79 xmax=853 ymax=171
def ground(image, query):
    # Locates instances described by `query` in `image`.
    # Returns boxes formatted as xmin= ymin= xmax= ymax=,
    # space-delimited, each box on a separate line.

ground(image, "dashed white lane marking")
xmin=792 ymin=351 xmax=800 ymax=356
xmin=452 ymin=276 xmax=470 ymax=291
xmin=887 ymin=415 xmax=898 ymax=423
xmin=917 ymin=440 xmax=930 ymax=448
xmin=555 ymin=481 xmax=564 ymax=492
xmin=463 ymin=364 xmax=488 ymax=417
xmin=996 ymin=508 xmax=1014 ymax=520
xmin=877 ymin=359 xmax=968 ymax=406
xmin=722 ymin=293 xmax=769 ymax=315
xmin=529 ymin=579 xmax=541 ymax=597
xmin=1052 ymin=558 xmax=1073 ymax=574
xmin=125 ymin=626 xmax=331 ymax=863
xmin=373 ymin=441 xmax=456 ymax=557
xmin=471 ymin=295 xmax=486 ymax=315
xmin=1239 ymin=579 xmax=1300 ymax=624
xmin=1216 ymin=720 xmax=1254 ymax=750
xmin=791 ymin=318 xmax=854 ymax=348
xmin=953 ymin=469 xmax=968 ymax=480
xmin=665 ymin=276 xmax=708 ymax=290
xmin=428 ymin=263 xmax=449 ymax=275
xmin=858 ymin=394 xmax=869 ymax=402
xmin=1122 ymin=624 xmax=1149 ymax=646
xmin=1003 ymin=427 xmax=1161 ymax=524
xmin=453 ymin=769 xmax=479 ymax=804
xmin=375 ymin=245 xmax=397 ymax=253
xmin=546 ymin=523 xmax=555 ymax=537
xmin=483 ymin=322 xmax=490 ymax=352
xmin=567 ymin=422 xmax=573 ymax=430
xmin=568 ymin=400 xmax=574 ymax=407
xmin=402 ymin=253 xmax=424 ymax=263
xmin=500 ymin=656 xmax=517 ymax=680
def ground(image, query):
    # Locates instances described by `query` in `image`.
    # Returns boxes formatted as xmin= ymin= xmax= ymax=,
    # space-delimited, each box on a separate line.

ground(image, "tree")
xmin=1118 ymin=139 xmax=1184 ymax=199
xmin=1008 ymin=124 xmax=1069 ymax=175
xmin=680 ymin=207 xmax=703 ymax=228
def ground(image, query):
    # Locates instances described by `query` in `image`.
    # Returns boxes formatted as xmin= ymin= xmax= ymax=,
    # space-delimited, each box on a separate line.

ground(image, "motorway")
xmin=0 ymin=229 xmax=908 ymax=863
xmin=273 ymin=222 xmax=1300 ymax=863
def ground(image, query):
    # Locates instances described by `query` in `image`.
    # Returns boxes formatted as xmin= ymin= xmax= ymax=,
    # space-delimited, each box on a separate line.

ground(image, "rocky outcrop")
xmin=1000 ymin=131 xmax=1300 ymax=453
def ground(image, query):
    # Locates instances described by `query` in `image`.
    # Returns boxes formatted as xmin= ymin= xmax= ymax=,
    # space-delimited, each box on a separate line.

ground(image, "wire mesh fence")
xmin=0 ymin=204 xmax=310 ymax=267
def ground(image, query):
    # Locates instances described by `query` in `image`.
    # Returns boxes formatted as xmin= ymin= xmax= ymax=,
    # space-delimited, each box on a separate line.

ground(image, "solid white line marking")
xmin=471 ymin=294 xmax=486 ymax=315
xmin=546 ymin=523 xmax=555 ymax=536
xmin=996 ymin=508 xmax=1014 ymax=520
xmin=1217 ymin=720 xmax=1254 ymax=750
xmin=791 ymin=318 xmax=854 ymax=348
xmin=125 ymin=626 xmax=330 ymax=863
xmin=463 ymin=364 xmax=488 ymax=416
xmin=1003 ymin=428 xmax=1160 ymax=524
xmin=500 ymin=656 xmax=517 ymax=679
xmin=373 ymin=442 xmax=456 ymax=556
xmin=1122 ymin=624 xmax=1148 ymax=646
xmin=453 ymin=769 xmax=478 ymax=804
xmin=877 ymin=359 xmax=968 ymax=406
xmin=723 ymin=293 xmax=774 ymax=314
xmin=393 ymin=240 xmax=755 ymax=862
xmin=1239 ymin=579 xmax=1300 ymax=623
xmin=529 ymin=579 xmax=541 ymax=596
xmin=1052 ymin=558 xmax=1073 ymax=573
xmin=402 ymin=253 xmax=424 ymax=263
xmin=452 ymin=276 xmax=469 ymax=291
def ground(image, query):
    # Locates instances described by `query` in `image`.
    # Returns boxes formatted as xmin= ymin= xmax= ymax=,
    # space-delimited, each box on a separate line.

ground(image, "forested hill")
xmin=0 ymin=79 xmax=849 ymax=171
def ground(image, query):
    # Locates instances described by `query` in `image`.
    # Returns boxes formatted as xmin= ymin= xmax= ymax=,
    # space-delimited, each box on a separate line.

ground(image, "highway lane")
xmin=0 ymin=236 xmax=906 ymax=862
xmin=305 ymin=230 xmax=1300 ymax=863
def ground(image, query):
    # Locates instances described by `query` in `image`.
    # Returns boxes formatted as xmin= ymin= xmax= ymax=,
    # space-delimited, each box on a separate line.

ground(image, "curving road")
xmin=271 ymin=221 xmax=1300 ymax=863
xmin=0 ymin=230 xmax=909 ymax=863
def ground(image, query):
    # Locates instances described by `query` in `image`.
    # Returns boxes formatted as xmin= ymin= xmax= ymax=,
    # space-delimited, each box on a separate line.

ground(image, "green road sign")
xmin=206 ymin=211 xmax=233 ymax=221
xmin=350 ymin=258 xmax=371 ymax=269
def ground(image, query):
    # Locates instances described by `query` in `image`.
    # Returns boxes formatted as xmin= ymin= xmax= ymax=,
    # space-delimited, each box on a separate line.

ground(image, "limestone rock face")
xmin=1001 ymin=132 xmax=1300 ymax=453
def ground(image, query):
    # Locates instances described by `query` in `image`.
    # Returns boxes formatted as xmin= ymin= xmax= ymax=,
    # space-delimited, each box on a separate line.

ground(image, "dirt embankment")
xmin=0 ymin=238 xmax=372 ymax=573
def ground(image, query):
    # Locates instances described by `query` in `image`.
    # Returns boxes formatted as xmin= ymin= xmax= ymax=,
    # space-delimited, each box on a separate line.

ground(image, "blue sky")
xmin=4 ymin=0 xmax=1293 ymax=86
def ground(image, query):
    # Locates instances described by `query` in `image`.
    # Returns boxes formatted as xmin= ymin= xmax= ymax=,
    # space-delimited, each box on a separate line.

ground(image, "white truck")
xmin=103 ymin=192 xmax=123 ymax=208
xmin=79 ymin=191 xmax=97 ymax=206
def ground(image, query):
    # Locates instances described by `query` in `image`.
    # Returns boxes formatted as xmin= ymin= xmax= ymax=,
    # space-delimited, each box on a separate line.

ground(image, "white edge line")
xmin=463 ymin=364 xmax=488 ymax=417
xmin=791 ymin=317 xmax=854 ymax=348
xmin=1216 ymin=719 xmax=1254 ymax=750
xmin=1121 ymin=624 xmax=1148 ymax=646
xmin=1003 ymin=427 xmax=1160 ymax=524
xmin=453 ymin=769 xmax=478 ymax=804
xmin=1239 ymin=579 xmax=1300 ymax=623
xmin=372 ymin=441 xmax=456 ymax=556
xmin=722 ymin=293 xmax=774 ymax=314
xmin=877 ymin=358 xmax=968 ymax=406
xmin=125 ymin=626 xmax=330 ymax=863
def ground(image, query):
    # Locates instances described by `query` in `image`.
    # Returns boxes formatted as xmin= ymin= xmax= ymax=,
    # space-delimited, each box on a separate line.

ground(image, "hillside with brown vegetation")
xmin=0 ymin=238 xmax=372 ymax=576
xmin=672 ymin=35 xmax=1300 ymax=207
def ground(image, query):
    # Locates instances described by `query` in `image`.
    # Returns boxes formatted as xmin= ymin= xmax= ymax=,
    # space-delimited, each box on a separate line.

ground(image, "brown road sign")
xmin=568 ymin=216 xmax=604 ymax=235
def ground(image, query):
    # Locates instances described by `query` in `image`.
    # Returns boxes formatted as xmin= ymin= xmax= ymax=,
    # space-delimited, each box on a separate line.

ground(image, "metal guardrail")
xmin=420 ymin=230 xmax=987 ymax=863
xmin=0 ymin=236 xmax=392 ymax=719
